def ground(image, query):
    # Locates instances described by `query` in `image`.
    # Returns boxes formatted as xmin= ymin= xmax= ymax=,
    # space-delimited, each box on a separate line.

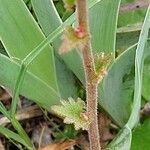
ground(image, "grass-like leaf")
xmin=0 ymin=126 xmax=31 ymax=149
xmin=0 ymin=0 xmax=59 ymax=92
xmin=107 ymin=5 xmax=150 ymax=150
xmin=0 ymin=54 xmax=60 ymax=109
xmin=31 ymin=0 xmax=78 ymax=98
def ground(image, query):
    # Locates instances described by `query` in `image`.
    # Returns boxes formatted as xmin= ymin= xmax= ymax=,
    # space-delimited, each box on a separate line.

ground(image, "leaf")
xmin=127 ymin=4 xmax=150 ymax=129
xmin=38 ymin=140 xmax=76 ymax=150
xmin=119 ymin=0 xmax=147 ymax=27
xmin=106 ymin=5 xmax=150 ymax=150
xmin=106 ymin=126 xmax=132 ymax=150
xmin=89 ymin=0 xmax=121 ymax=55
xmin=100 ymin=46 xmax=135 ymax=126
xmin=116 ymin=31 xmax=140 ymax=53
xmin=54 ymin=125 xmax=77 ymax=140
xmin=0 ymin=54 xmax=60 ymax=109
xmin=118 ymin=9 xmax=147 ymax=27
xmin=0 ymin=126 xmax=30 ymax=149
xmin=31 ymin=0 xmax=62 ymax=35
xmin=51 ymin=98 xmax=90 ymax=130
xmin=0 ymin=0 xmax=59 ymax=92
xmin=131 ymin=119 xmax=150 ymax=150
xmin=111 ymin=40 xmax=150 ymax=125
xmin=142 ymin=49 xmax=150 ymax=101
xmin=31 ymin=0 xmax=78 ymax=99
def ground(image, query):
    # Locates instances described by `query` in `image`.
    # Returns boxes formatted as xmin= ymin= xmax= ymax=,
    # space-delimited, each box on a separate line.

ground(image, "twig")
xmin=76 ymin=0 xmax=101 ymax=150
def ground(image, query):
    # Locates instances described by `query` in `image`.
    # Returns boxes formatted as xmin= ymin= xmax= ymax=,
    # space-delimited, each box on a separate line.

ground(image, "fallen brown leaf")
xmin=38 ymin=140 xmax=76 ymax=150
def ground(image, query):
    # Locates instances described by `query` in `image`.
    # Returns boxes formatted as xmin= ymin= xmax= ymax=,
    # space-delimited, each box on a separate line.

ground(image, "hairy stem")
xmin=76 ymin=0 xmax=101 ymax=150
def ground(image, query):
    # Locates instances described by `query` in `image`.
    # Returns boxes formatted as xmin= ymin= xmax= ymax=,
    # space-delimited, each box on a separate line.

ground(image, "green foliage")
xmin=0 ymin=0 xmax=150 ymax=149
xmin=142 ymin=50 xmax=150 ymax=101
xmin=100 ymin=47 xmax=135 ymax=126
xmin=0 ymin=126 xmax=30 ymax=149
xmin=31 ymin=0 xmax=78 ymax=99
xmin=54 ymin=125 xmax=77 ymax=140
xmin=131 ymin=119 xmax=150 ymax=150
xmin=51 ymin=97 xmax=90 ymax=130
xmin=0 ymin=54 xmax=60 ymax=108
xmin=107 ymin=5 xmax=150 ymax=149
xmin=0 ymin=0 xmax=59 ymax=92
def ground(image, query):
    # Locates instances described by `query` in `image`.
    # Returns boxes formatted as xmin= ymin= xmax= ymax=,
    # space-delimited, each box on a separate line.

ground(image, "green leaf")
xmin=119 ymin=0 xmax=147 ymax=28
xmin=89 ymin=0 xmax=121 ymax=55
xmin=116 ymin=31 xmax=140 ymax=53
xmin=127 ymin=5 xmax=150 ymax=129
xmin=118 ymin=9 xmax=147 ymax=27
xmin=142 ymin=48 xmax=150 ymax=101
xmin=0 ymin=0 xmax=58 ymax=92
xmin=106 ymin=5 xmax=150 ymax=150
xmin=0 ymin=54 xmax=60 ymax=109
xmin=51 ymin=97 xmax=90 ymax=130
xmin=106 ymin=126 xmax=131 ymax=150
xmin=31 ymin=0 xmax=62 ymax=35
xmin=0 ymin=126 xmax=30 ymax=149
xmin=103 ymin=38 xmax=150 ymax=127
xmin=54 ymin=124 xmax=77 ymax=140
xmin=101 ymin=46 xmax=135 ymax=126
xmin=0 ymin=101 xmax=10 ymax=119
xmin=131 ymin=119 xmax=150 ymax=150
xmin=31 ymin=0 xmax=78 ymax=98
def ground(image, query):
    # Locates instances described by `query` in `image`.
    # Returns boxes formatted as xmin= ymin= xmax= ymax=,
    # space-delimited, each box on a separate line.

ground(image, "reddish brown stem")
xmin=76 ymin=0 xmax=101 ymax=150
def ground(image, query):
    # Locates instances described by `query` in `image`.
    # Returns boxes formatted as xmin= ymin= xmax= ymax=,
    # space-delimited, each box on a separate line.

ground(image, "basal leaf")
xmin=127 ymin=5 xmax=150 ymax=129
xmin=0 ymin=54 xmax=60 ymax=109
xmin=31 ymin=0 xmax=78 ymax=98
xmin=0 ymin=126 xmax=30 ymax=149
xmin=100 ymin=46 xmax=135 ymax=126
xmin=0 ymin=0 xmax=59 ymax=92
xmin=106 ymin=5 xmax=150 ymax=150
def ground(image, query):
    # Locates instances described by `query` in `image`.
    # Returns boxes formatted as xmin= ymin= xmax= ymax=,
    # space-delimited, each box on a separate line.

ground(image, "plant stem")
xmin=76 ymin=0 xmax=101 ymax=150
